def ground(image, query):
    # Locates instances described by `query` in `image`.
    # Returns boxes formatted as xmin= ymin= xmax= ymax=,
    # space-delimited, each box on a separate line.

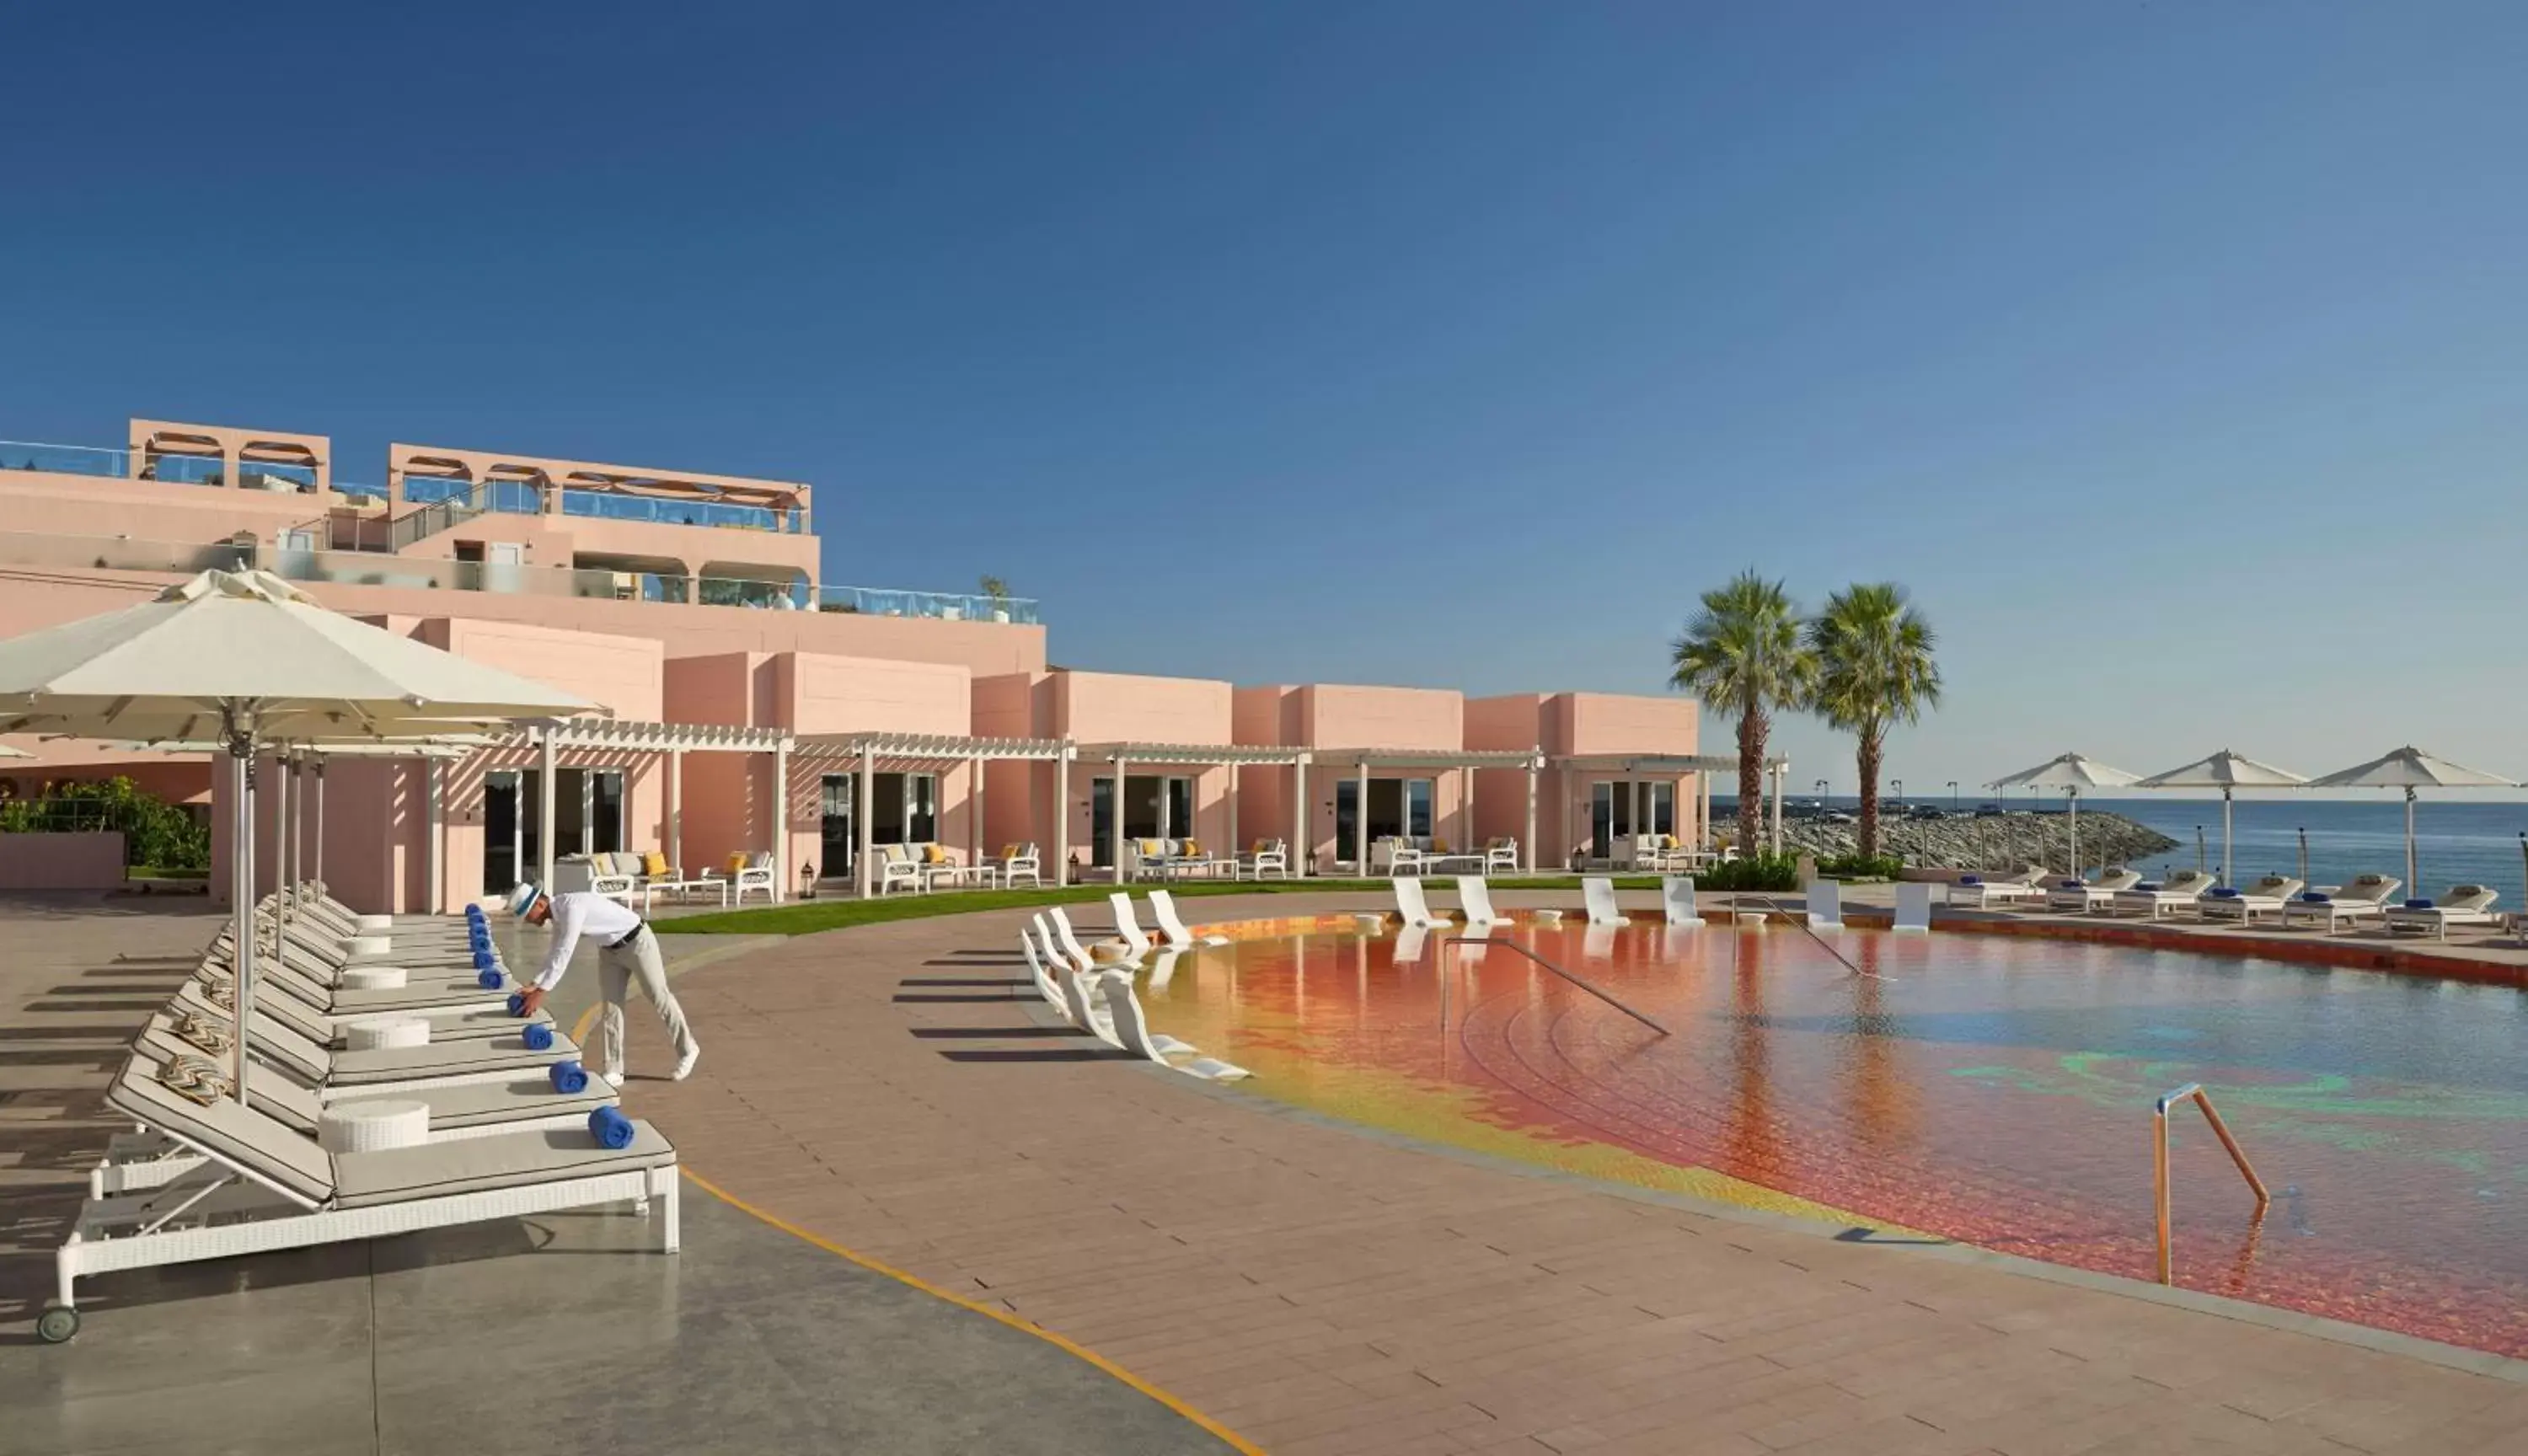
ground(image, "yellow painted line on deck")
xmin=679 ymin=1168 xmax=1266 ymax=1456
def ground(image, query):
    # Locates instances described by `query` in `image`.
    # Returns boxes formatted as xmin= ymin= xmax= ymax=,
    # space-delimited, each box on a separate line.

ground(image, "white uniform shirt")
xmin=533 ymin=891 xmax=642 ymax=992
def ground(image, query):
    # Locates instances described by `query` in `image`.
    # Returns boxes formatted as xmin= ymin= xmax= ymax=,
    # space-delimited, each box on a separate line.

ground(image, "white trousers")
xmin=597 ymin=927 xmax=698 ymax=1077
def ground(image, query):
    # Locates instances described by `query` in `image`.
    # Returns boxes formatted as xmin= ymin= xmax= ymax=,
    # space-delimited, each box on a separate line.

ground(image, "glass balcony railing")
xmin=399 ymin=477 xmax=545 ymax=517
xmin=0 ymin=442 xmax=130 ymax=478
xmin=0 ymin=438 xmax=377 ymax=500
xmin=560 ymin=488 xmax=806 ymax=534
xmin=818 ymin=584 xmax=1040 ymax=624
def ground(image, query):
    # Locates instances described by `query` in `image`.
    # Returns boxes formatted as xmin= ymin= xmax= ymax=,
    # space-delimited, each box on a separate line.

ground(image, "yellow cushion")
xmin=725 ymin=853 xmax=747 ymax=875
xmin=641 ymin=851 xmax=669 ymax=878
xmin=924 ymin=843 xmax=945 ymax=864
xmin=1138 ymin=838 xmax=1160 ymax=857
xmin=1181 ymin=839 xmax=1201 ymax=857
xmin=1431 ymin=839 xmax=1449 ymax=854
xmin=1254 ymin=838 xmax=1269 ymax=853
xmin=1001 ymin=843 xmax=1021 ymax=860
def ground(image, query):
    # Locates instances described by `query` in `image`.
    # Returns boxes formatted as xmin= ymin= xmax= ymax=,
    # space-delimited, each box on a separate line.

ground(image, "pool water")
xmin=1141 ymin=923 xmax=2528 ymax=1357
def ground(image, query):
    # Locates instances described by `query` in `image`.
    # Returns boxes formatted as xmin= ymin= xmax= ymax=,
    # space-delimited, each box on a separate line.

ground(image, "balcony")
xmin=0 ymin=438 xmax=388 ymax=502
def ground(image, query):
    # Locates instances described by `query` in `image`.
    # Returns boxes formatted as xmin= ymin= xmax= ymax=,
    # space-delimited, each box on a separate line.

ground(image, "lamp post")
xmin=1892 ymin=778 xmax=1904 ymax=812
xmin=1947 ymin=780 xmax=1958 ymax=812
xmin=1814 ymin=778 xmax=1829 ymax=808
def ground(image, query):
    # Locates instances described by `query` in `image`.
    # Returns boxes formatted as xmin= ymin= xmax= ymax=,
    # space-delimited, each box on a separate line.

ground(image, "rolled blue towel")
xmin=522 ymin=1021 xmax=554 ymax=1052
xmin=466 ymin=909 xmax=485 ymax=923
xmin=473 ymin=949 xmax=497 ymax=971
xmin=549 ymin=1059 xmax=588 ymax=1094
xmin=2134 ymin=881 xmax=2163 ymax=892
xmin=1958 ymin=875 xmax=1982 ymax=886
xmin=2059 ymin=879 xmax=2083 ymax=891
xmin=507 ymin=991 xmax=528 ymax=1017
xmin=2299 ymin=891 xmax=2330 ymax=904
xmin=2208 ymin=887 xmax=2241 ymax=900
xmin=589 ymin=1105 xmax=635 ymax=1150
xmin=477 ymin=967 xmax=505 ymax=989
xmin=2404 ymin=897 xmax=2434 ymax=910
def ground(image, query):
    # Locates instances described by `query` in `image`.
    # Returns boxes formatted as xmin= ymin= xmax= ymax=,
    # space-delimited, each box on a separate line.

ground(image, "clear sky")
xmin=7 ymin=3 xmax=2526 ymax=795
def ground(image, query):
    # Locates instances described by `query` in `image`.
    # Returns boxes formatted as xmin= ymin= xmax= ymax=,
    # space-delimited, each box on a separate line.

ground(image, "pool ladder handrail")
xmin=2153 ymin=1083 xmax=2271 ymax=1285
xmin=1438 ymin=936 xmax=1670 ymax=1036
xmin=1747 ymin=894 xmax=1896 ymax=982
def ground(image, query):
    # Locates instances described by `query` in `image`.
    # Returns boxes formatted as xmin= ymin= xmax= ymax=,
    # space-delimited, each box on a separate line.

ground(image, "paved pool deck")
xmin=3 ymin=886 xmax=2524 ymax=1454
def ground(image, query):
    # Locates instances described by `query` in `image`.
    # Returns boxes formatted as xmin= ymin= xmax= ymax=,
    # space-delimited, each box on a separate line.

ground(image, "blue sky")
xmin=6 ymin=2 xmax=2526 ymax=795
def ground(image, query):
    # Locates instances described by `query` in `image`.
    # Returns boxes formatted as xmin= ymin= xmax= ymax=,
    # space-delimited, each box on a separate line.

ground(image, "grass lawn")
xmin=661 ymin=875 xmax=1674 ymax=936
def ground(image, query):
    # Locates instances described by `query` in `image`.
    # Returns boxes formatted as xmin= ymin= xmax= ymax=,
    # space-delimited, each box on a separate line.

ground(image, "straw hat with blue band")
xmin=509 ymin=882 xmax=547 ymax=918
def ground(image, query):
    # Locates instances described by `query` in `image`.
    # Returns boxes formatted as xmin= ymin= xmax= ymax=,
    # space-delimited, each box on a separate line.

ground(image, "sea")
xmin=1726 ymin=795 xmax=2528 ymax=902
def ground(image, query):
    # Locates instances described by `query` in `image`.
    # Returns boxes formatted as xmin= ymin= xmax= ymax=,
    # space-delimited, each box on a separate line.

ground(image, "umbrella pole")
xmin=2405 ymin=788 xmax=2418 ymax=893
xmin=312 ymin=757 xmax=324 ymax=896
xmin=2070 ymin=790 xmax=2081 ymax=875
xmin=228 ymin=737 xmax=257 ymax=1106
xmin=2222 ymin=789 xmax=2233 ymax=888
xmin=2298 ymin=827 xmax=2307 ymax=887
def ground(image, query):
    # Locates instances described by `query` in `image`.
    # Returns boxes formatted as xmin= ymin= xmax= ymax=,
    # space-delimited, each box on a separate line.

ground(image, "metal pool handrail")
xmin=1438 ymin=936 xmax=1670 ymax=1036
xmin=1748 ymin=895 xmax=1896 ymax=982
xmin=2152 ymin=1083 xmax=2271 ymax=1285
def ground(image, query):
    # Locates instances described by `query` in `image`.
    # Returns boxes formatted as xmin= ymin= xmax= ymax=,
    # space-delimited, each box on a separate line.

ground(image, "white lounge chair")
xmin=1096 ymin=976 xmax=1247 ymax=1081
xmin=1050 ymin=906 xmax=1136 ymax=967
xmin=1393 ymin=877 xmax=1452 ymax=929
xmin=1379 ymin=838 xmax=1430 ymax=878
xmin=1944 ymin=865 xmax=2049 ymax=909
xmin=1804 ymin=880 xmax=1845 ymax=931
xmin=45 ymin=1048 xmax=675 ymax=1342
xmin=174 ymin=982 xmax=578 ymax=1095
xmin=2382 ymin=885 xmax=2500 ymax=939
xmin=1893 ymin=882 xmax=1932 ymax=933
xmin=2045 ymin=868 xmax=2141 ymax=913
xmin=1456 ymin=876 xmax=1510 ymax=927
xmin=1236 ymin=838 xmax=1289 ymax=880
xmin=2278 ymin=874 xmax=2400 ymax=934
xmin=988 ymin=843 xmax=1042 ymax=889
xmin=1147 ymin=890 xmax=1226 ymax=948
xmin=2109 ymin=870 xmax=2219 ymax=919
xmin=704 ymin=852 xmax=778 ymax=905
xmin=1109 ymin=892 xmax=1157 ymax=958
xmin=1662 ymin=876 xmax=1703 ymax=928
xmin=1147 ymin=949 xmax=1182 ymax=992
xmin=1582 ymin=876 xmax=1629 ymax=926
xmin=1020 ymin=930 xmax=1070 ymax=1014
xmin=2195 ymin=875 xmax=2305 ymax=925
xmin=195 ymin=964 xmax=546 ymax=1046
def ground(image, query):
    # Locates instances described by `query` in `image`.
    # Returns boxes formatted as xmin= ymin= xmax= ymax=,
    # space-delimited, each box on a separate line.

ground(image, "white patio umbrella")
xmin=0 ymin=570 xmax=596 ymax=1103
xmin=2134 ymin=750 xmax=2308 ymax=888
xmin=1989 ymin=752 xmax=2141 ymax=875
xmin=2308 ymin=747 xmax=2518 ymax=895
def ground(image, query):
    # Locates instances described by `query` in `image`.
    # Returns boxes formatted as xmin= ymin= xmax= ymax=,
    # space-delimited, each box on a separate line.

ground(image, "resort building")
xmin=0 ymin=416 xmax=1711 ymax=907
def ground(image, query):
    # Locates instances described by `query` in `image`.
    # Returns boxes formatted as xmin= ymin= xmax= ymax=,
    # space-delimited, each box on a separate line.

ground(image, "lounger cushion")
xmin=110 ymin=1052 xmax=336 ymax=1204
xmin=330 ymin=1123 xmax=674 ymax=1209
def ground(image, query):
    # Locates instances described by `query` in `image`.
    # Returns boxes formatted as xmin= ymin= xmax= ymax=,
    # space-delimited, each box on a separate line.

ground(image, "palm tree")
xmin=1808 ymin=583 xmax=1942 ymax=859
xmin=1670 ymin=572 xmax=1818 ymax=852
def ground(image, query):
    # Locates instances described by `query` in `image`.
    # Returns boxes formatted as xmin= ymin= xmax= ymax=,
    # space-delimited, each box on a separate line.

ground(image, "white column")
xmin=1770 ymin=761 xmax=1786 ymax=856
xmin=1227 ymin=762 xmax=1240 ymax=874
xmin=1524 ymin=764 xmax=1539 ymax=874
xmin=969 ymin=755 xmax=983 ymax=870
xmin=425 ymin=757 xmax=443 ymax=913
xmin=1460 ymin=765 xmax=1474 ymax=858
xmin=1293 ymin=758 xmax=1308 ymax=878
xmin=1355 ymin=758 xmax=1369 ymax=876
xmin=856 ymin=744 xmax=875 ymax=898
xmin=538 ymin=727 xmax=557 ymax=891
xmin=667 ymin=749 xmax=684 ymax=873
xmin=1699 ymin=771 xmax=1711 ymax=851
xmin=770 ymin=737 xmax=790 ymax=902
xmin=1113 ymin=755 xmax=1128 ymax=881
xmin=1052 ymin=751 xmax=1070 ymax=886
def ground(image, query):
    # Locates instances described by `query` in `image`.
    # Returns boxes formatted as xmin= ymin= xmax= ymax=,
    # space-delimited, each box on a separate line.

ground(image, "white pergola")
xmin=507 ymin=719 xmax=795 ymax=901
xmin=1301 ymin=747 xmax=1546 ymax=875
xmin=1074 ymin=741 xmax=1314 ymax=880
xmin=1550 ymin=752 xmax=1737 ymax=858
xmin=794 ymin=731 xmax=1075 ymax=896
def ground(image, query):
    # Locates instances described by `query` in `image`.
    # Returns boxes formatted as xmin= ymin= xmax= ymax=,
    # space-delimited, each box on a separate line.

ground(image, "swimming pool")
xmin=1141 ymin=922 xmax=2528 ymax=1357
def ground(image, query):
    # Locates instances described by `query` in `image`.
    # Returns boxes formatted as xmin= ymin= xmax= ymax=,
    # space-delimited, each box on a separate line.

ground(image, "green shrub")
xmin=1698 ymin=852 xmax=1801 ymax=892
xmin=0 ymin=777 xmax=211 ymax=870
xmin=1816 ymin=851 xmax=1905 ymax=880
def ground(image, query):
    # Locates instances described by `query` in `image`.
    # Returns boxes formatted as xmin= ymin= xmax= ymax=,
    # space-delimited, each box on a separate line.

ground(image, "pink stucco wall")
xmin=1465 ymin=691 xmax=1703 ymax=867
xmin=0 ymin=831 xmax=126 ymax=890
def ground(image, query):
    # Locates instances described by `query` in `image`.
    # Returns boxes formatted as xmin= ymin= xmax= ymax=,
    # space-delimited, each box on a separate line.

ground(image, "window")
xmin=1405 ymin=779 xmax=1433 ymax=839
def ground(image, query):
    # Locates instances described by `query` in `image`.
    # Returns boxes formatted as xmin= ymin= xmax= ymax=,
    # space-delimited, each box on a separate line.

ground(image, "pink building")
xmin=0 ymin=416 xmax=1713 ymax=904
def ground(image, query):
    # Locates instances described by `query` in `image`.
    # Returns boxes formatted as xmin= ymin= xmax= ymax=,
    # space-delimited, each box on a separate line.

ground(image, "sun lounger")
xmin=195 ymin=965 xmax=544 ymax=1046
xmin=173 ymin=982 xmax=578 ymax=1094
xmin=1051 ymin=907 xmax=1136 ymax=967
xmin=1661 ymin=876 xmax=1703 ymax=928
xmin=45 ymin=1048 xmax=674 ymax=1341
xmin=2109 ymin=870 xmax=2219 ymax=918
xmin=2382 ymin=885 xmax=2500 ymax=939
xmin=1147 ymin=949 xmax=1182 ymax=992
xmin=1804 ymin=880 xmax=1845 ymax=930
xmin=2278 ymin=874 xmax=2401 ymax=934
xmin=1393 ymin=877 xmax=1452 ymax=929
xmin=1109 ymin=893 xmax=1157 ymax=957
xmin=2045 ymin=868 xmax=2141 ymax=913
xmin=1147 ymin=890 xmax=1226 ymax=948
xmin=2195 ymin=875 xmax=2305 ymax=925
xmin=204 ymin=944 xmax=516 ymax=1017
xmin=1582 ymin=876 xmax=1630 ymax=926
xmin=1945 ymin=865 xmax=2049 ymax=908
xmin=1096 ymin=976 xmax=1246 ymax=1081
xmin=1456 ymin=876 xmax=1510 ymax=927
xmin=1893 ymin=882 xmax=1932 ymax=933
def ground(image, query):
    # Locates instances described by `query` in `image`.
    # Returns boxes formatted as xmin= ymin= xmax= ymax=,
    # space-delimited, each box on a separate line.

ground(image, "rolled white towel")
xmin=339 ymin=966 xmax=408 ymax=991
xmin=318 ymin=1100 xmax=430 ymax=1154
xmin=343 ymin=1018 xmax=430 ymax=1051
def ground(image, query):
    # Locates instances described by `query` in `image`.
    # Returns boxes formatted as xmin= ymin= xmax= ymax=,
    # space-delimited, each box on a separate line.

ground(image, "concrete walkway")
xmin=0 ymin=894 xmax=1232 ymax=1456
xmin=615 ymin=891 xmax=2527 ymax=1455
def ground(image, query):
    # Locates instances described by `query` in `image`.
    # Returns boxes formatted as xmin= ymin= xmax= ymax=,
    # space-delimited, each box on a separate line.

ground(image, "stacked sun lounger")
xmin=40 ymin=893 xmax=677 ymax=1346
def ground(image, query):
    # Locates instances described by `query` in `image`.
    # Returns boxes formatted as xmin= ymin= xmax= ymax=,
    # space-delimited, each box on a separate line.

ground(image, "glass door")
xmin=1160 ymin=776 xmax=1193 ymax=839
xmin=1090 ymin=778 xmax=1115 ymax=867
xmin=485 ymin=771 xmax=520 ymax=892
xmin=820 ymin=774 xmax=854 ymax=876
xmin=904 ymin=773 xmax=939 ymax=843
xmin=1333 ymin=780 xmax=1359 ymax=868
xmin=1649 ymin=782 xmax=1675 ymax=838
xmin=589 ymin=769 xmax=626 ymax=854
xmin=1404 ymin=778 xmax=1433 ymax=841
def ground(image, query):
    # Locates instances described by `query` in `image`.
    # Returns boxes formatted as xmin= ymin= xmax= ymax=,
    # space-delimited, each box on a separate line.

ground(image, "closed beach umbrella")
xmin=2135 ymin=750 xmax=2308 ymax=888
xmin=2309 ymin=747 xmax=2517 ymax=895
xmin=0 ymin=570 xmax=597 ymax=1103
xmin=1989 ymin=752 xmax=2140 ymax=875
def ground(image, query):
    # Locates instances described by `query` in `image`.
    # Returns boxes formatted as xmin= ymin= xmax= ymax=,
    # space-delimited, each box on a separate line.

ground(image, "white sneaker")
xmin=672 ymin=1047 xmax=701 ymax=1082
xmin=602 ymin=1070 xmax=626 ymax=1089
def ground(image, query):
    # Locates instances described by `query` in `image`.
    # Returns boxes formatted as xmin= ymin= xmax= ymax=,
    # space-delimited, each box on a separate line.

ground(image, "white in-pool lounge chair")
xmin=1661 ymin=876 xmax=1703 ymax=928
xmin=1148 ymin=891 xmax=1226 ymax=947
xmin=1893 ymin=882 xmax=1932 ymax=933
xmin=44 ymin=1049 xmax=674 ymax=1342
xmin=1020 ymin=929 xmax=1069 ymax=1012
xmin=1945 ymin=865 xmax=2049 ymax=909
xmin=1109 ymin=893 xmax=1157 ymax=957
xmin=2194 ymin=875 xmax=2305 ymax=925
xmin=2045 ymin=868 xmax=2141 ymax=913
xmin=2108 ymin=869 xmax=2219 ymax=919
xmin=2277 ymin=874 xmax=2401 ymax=934
xmin=1050 ymin=907 xmax=1136 ymax=968
xmin=1097 ymin=976 xmax=1245 ymax=1082
xmin=1393 ymin=877 xmax=1452 ymax=929
xmin=1804 ymin=880 xmax=1845 ymax=931
xmin=2382 ymin=886 xmax=2500 ymax=939
xmin=1582 ymin=876 xmax=1630 ymax=927
xmin=1456 ymin=876 xmax=1510 ymax=928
